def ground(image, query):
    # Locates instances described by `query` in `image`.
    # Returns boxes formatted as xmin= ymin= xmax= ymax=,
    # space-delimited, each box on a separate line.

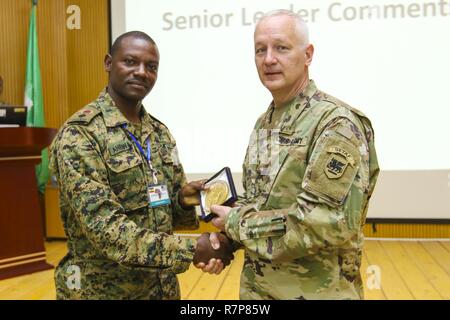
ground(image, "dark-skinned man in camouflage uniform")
xmin=50 ymin=31 xmax=232 ymax=300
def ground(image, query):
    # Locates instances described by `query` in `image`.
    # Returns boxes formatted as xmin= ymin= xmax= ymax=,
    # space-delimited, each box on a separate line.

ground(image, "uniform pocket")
xmin=156 ymin=143 xmax=176 ymax=190
xmin=240 ymin=213 xmax=287 ymax=240
xmin=160 ymin=143 xmax=175 ymax=164
xmin=106 ymin=151 xmax=147 ymax=211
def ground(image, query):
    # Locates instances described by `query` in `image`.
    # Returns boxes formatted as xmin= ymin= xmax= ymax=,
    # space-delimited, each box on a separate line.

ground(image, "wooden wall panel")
xmin=363 ymin=223 xmax=450 ymax=238
xmin=0 ymin=0 xmax=109 ymax=129
xmin=37 ymin=0 xmax=70 ymax=129
xmin=0 ymin=0 xmax=30 ymax=106
xmin=65 ymin=0 xmax=109 ymax=118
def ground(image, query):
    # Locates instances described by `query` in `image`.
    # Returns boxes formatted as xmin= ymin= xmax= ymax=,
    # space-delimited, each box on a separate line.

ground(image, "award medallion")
xmin=199 ymin=167 xmax=238 ymax=222
xmin=204 ymin=181 xmax=229 ymax=211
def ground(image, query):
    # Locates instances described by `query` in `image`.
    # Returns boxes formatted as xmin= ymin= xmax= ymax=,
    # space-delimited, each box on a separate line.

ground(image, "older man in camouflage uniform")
xmin=50 ymin=31 xmax=226 ymax=299
xmin=210 ymin=10 xmax=379 ymax=299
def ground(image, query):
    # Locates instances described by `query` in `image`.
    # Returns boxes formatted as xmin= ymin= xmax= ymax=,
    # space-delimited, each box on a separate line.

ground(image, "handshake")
xmin=180 ymin=180 xmax=236 ymax=274
xmin=192 ymin=232 xmax=235 ymax=274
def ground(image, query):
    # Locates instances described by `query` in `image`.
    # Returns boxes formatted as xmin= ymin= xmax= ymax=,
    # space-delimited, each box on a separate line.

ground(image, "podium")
xmin=0 ymin=127 xmax=57 ymax=280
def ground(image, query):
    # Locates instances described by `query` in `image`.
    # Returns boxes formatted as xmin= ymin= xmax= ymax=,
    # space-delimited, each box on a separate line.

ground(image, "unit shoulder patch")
xmin=302 ymin=132 xmax=361 ymax=206
xmin=325 ymin=154 xmax=348 ymax=179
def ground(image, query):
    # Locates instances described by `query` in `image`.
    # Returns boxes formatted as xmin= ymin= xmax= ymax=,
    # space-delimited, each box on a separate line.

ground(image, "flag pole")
xmin=25 ymin=0 xmax=49 ymax=194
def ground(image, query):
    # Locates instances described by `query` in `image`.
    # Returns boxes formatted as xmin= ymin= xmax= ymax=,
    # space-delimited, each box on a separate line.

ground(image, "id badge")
xmin=148 ymin=184 xmax=171 ymax=208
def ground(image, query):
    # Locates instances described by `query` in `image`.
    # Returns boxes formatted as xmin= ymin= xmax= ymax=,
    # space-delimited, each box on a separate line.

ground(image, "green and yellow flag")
xmin=24 ymin=0 xmax=48 ymax=194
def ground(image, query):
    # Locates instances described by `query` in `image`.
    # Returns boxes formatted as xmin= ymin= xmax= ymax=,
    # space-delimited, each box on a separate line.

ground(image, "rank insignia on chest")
xmin=324 ymin=146 xmax=355 ymax=179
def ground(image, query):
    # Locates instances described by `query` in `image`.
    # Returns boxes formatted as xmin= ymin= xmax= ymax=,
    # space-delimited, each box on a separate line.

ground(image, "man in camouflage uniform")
xmin=50 ymin=31 xmax=226 ymax=299
xmin=210 ymin=10 xmax=379 ymax=299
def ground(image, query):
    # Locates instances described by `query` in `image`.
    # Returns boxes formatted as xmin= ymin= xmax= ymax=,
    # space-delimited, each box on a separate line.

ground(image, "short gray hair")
xmin=256 ymin=9 xmax=310 ymax=45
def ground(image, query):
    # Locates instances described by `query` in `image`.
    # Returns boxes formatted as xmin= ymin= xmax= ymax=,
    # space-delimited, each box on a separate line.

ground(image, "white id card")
xmin=148 ymin=184 xmax=171 ymax=208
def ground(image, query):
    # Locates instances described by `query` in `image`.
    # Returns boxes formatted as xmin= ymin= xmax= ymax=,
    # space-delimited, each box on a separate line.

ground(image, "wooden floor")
xmin=0 ymin=239 xmax=449 ymax=300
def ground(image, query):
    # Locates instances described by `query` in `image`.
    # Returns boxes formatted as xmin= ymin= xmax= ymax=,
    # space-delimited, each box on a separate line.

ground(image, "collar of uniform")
xmin=95 ymin=89 xmax=129 ymax=128
xmin=95 ymin=88 xmax=155 ymax=134
xmin=276 ymin=79 xmax=319 ymax=135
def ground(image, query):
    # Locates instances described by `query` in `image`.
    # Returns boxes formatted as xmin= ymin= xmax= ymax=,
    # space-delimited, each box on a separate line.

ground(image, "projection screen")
xmin=110 ymin=0 xmax=450 ymax=220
